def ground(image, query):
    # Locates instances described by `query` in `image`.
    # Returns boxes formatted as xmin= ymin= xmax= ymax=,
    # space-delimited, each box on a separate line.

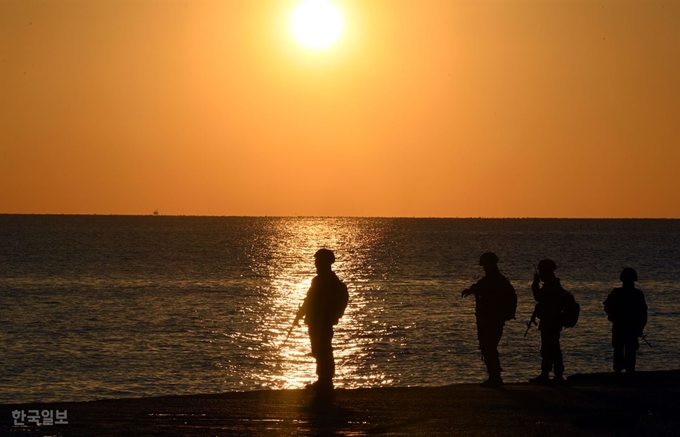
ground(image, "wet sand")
xmin=2 ymin=370 xmax=679 ymax=436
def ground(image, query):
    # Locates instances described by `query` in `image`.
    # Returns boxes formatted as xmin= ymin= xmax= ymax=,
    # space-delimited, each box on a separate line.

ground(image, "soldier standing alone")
xmin=529 ymin=259 xmax=567 ymax=385
xmin=461 ymin=252 xmax=517 ymax=388
xmin=295 ymin=248 xmax=349 ymax=394
xmin=604 ymin=267 xmax=648 ymax=375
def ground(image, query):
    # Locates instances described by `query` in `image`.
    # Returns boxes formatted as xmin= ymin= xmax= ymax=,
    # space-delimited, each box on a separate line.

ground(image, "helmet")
xmin=314 ymin=248 xmax=335 ymax=265
xmin=620 ymin=267 xmax=638 ymax=282
xmin=537 ymin=259 xmax=557 ymax=272
xmin=479 ymin=252 xmax=499 ymax=266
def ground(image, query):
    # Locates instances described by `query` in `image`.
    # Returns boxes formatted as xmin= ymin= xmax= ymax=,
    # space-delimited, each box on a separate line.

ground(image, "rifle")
xmin=641 ymin=333 xmax=653 ymax=348
xmin=525 ymin=264 xmax=541 ymax=337
xmin=524 ymin=310 xmax=537 ymax=337
xmin=279 ymin=304 xmax=303 ymax=349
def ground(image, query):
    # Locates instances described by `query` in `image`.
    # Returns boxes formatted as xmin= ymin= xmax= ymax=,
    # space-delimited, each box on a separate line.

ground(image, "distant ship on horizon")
xmin=153 ymin=210 xmax=159 ymax=216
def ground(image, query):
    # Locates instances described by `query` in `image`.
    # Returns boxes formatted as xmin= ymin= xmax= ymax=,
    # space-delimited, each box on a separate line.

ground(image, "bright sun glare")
xmin=291 ymin=0 xmax=344 ymax=49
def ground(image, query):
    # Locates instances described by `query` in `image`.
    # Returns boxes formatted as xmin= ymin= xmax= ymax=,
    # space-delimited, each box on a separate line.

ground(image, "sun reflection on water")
xmin=233 ymin=218 xmax=392 ymax=390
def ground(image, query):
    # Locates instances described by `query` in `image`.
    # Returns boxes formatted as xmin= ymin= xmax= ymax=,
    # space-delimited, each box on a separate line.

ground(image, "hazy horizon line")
xmin=1 ymin=213 xmax=678 ymax=220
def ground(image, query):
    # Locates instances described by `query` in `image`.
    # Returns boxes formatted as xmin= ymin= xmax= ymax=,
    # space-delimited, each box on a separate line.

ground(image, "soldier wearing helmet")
xmin=529 ymin=258 xmax=567 ymax=385
xmin=461 ymin=252 xmax=517 ymax=388
xmin=604 ymin=268 xmax=647 ymax=374
xmin=295 ymin=248 xmax=349 ymax=394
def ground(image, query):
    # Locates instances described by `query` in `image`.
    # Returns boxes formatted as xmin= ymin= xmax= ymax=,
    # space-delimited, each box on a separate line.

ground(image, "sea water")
xmin=1 ymin=216 xmax=679 ymax=403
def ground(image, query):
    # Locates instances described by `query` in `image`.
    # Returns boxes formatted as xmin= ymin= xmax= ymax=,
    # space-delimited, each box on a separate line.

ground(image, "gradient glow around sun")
xmin=291 ymin=0 xmax=344 ymax=49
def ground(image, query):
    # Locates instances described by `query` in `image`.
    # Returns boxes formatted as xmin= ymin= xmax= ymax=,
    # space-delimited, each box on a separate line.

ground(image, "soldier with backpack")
xmin=294 ymin=248 xmax=349 ymax=394
xmin=461 ymin=252 xmax=517 ymax=387
xmin=529 ymin=259 xmax=573 ymax=386
xmin=604 ymin=268 xmax=648 ymax=374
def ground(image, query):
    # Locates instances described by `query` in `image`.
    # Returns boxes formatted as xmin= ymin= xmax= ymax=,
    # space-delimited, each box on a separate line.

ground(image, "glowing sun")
xmin=290 ymin=0 xmax=344 ymax=49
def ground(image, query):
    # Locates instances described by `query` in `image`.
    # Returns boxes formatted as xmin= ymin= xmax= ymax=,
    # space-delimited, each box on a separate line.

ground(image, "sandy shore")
xmin=2 ymin=370 xmax=679 ymax=437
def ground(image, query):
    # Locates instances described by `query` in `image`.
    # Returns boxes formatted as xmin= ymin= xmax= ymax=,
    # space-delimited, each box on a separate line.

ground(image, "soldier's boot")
xmin=552 ymin=373 xmax=567 ymax=386
xmin=529 ymin=373 xmax=550 ymax=385
xmin=481 ymin=373 xmax=503 ymax=388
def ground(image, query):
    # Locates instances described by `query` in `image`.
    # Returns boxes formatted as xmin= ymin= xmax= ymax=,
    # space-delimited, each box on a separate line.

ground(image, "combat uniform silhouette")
xmin=604 ymin=268 xmax=648 ymax=374
xmin=530 ymin=259 xmax=566 ymax=385
xmin=461 ymin=252 xmax=517 ymax=387
xmin=295 ymin=248 xmax=349 ymax=393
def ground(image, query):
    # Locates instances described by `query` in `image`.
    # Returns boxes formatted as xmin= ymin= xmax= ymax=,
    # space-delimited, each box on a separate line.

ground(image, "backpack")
xmin=560 ymin=290 xmax=580 ymax=328
xmin=504 ymin=284 xmax=518 ymax=321
xmin=330 ymin=280 xmax=349 ymax=325
xmin=498 ymin=277 xmax=518 ymax=321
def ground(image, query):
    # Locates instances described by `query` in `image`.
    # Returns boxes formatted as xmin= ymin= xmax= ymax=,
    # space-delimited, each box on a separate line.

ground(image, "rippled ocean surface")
xmin=1 ymin=216 xmax=679 ymax=403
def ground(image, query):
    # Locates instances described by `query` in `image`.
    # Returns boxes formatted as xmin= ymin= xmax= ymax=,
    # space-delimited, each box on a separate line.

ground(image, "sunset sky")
xmin=2 ymin=0 xmax=678 ymax=218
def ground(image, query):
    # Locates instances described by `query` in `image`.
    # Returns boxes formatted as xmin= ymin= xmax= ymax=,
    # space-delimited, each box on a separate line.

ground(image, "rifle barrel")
xmin=524 ymin=317 xmax=536 ymax=337
xmin=279 ymin=324 xmax=295 ymax=349
xmin=279 ymin=306 xmax=303 ymax=349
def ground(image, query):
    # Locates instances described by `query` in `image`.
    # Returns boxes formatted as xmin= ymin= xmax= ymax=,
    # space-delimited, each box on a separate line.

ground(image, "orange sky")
xmin=1 ymin=0 xmax=678 ymax=217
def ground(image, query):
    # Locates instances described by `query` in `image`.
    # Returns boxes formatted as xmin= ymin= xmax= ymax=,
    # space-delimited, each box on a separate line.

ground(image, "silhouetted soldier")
xmin=529 ymin=259 xmax=566 ymax=385
xmin=604 ymin=268 xmax=648 ymax=374
xmin=295 ymin=248 xmax=349 ymax=394
xmin=461 ymin=252 xmax=517 ymax=387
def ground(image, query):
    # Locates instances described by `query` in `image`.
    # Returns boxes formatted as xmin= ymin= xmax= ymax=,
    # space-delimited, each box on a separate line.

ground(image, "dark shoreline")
xmin=2 ymin=370 xmax=679 ymax=436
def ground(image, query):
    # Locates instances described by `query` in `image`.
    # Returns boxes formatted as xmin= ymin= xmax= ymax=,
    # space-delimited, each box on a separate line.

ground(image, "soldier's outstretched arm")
xmin=461 ymin=283 xmax=477 ymax=298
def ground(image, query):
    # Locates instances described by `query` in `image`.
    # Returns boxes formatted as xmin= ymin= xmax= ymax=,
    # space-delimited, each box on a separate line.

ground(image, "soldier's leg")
xmin=477 ymin=323 xmax=501 ymax=372
xmin=553 ymin=331 xmax=564 ymax=378
xmin=308 ymin=325 xmax=319 ymax=358
xmin=484 ymin=323 xmax=503 ymax=376
xmin=624 ymin=335 xmax=639 ymax=373
xmin=530 ymin=329 xmax=552 ymax=384
xmin=315 ymin=327 xmax=335 ymax=386
xmin=477 ymin=322 xmax=503 ymax=387
xmin=476 ymin=322 xmax=485 ymax=364
xmin=612 ymin=329 xmax=625 ymax=373
xmin=540 ymin=329 xmax=553 ymax=376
